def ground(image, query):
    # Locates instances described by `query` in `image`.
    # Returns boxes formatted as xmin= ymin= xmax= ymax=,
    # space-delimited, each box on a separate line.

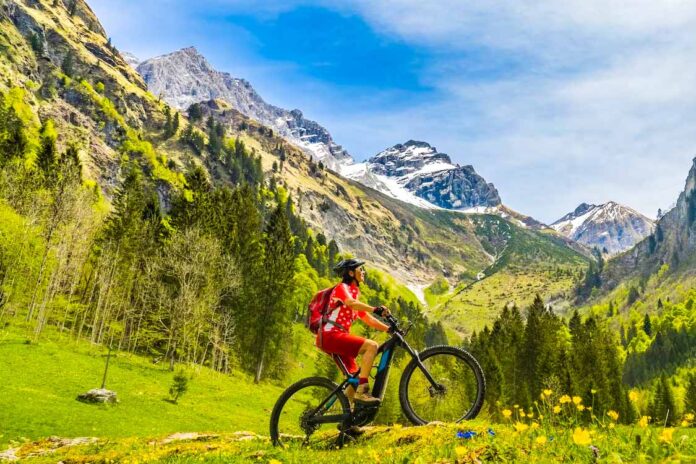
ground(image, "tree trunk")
xmin=254 ymin=344 xmax=266 ymax=383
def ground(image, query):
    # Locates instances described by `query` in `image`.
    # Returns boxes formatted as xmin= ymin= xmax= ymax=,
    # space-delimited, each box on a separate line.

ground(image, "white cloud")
xmin=311 ymin=0 xmax=696 ymax=222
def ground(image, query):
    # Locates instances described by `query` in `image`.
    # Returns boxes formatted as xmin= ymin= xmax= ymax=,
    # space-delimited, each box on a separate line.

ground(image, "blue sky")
xmin=88 ymin=0 xmax=696 ymax=223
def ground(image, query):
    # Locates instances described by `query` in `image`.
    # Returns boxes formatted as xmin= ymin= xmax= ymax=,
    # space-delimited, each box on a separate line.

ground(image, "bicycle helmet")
xmin=333 ymin=258 xmax=365 ymax=277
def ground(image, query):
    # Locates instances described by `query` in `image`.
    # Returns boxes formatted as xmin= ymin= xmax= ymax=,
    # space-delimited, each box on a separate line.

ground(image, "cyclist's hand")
xmin=378 ymin=305 xmax=391 ymax=317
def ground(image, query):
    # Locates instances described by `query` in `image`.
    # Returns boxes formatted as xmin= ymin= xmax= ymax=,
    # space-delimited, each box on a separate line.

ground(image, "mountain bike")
xmin=269 ymin=311 xmax=486 ymax=447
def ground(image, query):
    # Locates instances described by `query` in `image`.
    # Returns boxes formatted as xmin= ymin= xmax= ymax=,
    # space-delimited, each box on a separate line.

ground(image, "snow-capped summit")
xmin=135 ymin=47 xmax=352 ymax=169
xmin=343 ymin=140 xmax=501 ymax=210
xmin=120 ymin=51 xmax=141 ymax=69
xmin=551 ymin=202 xmax=655 ymax=255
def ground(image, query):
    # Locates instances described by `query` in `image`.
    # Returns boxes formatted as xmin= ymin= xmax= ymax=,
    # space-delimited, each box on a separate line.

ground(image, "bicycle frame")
xmin=307 ymin=331 xmax=442 ymax=427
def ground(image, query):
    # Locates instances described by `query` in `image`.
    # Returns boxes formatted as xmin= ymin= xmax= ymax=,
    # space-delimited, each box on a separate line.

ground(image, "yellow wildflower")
xmin=502 ymin=409 xmax=512 ymax=419
xmin=531 ymin=422 xmax=540 ymax=429
xmin=538 ymin=414 xmax=544 ymax=420
xmin=543 ymin=389 xmax=553 ymax=397
xmin=357 ymin=450 xmax=364 ymax=456
xmin=455 ymin=446 xmax=467 ymax=457
xmin=514 ymin=422 xmax=529 ymax=433
xmin=514 ymin=404 xmax=519 ymax=409
xmin=520 ymin=411 xmax=526 ymax=418
xmin=269 ymin=460 xmax=283 ymax=464
xmin=607 ymin=410 xmax=619 ymax=421
xmin=553 ymin=405 xmax=561 ymax=414
xmin=629 ymin=390 xmax=639 ymax=403
xmin=659 ymin=428 xmax=674 ymax=444
xmin=682 ymin=420 xmax=690 ymax=427
xmin=638 ymin=416 xmax=649 ymax=428
xmin=572 ymin=396 xmax=582 ymax=405
xmin=528 ymin=412 xmax=534 ymax=419
xmin=685 ymin=413 xmax=695 ymax=421
xmin=608 ymin=423 xmax=615 ymax=429
xmin=572 ymin=427 xmax=592 ymax=446
xmin=560 ymin=395 xmax=571 ymax=404
xmin=591 ymin=389 xmax=597 ymax=394
xmin=536 ymin=435 xmax=547 ymax=445
xmin=577 ymin=404 xmax=585 ymax=411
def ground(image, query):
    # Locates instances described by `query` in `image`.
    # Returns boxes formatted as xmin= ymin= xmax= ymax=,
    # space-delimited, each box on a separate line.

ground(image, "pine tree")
xmin=30 ymin=32 xmax=44 ymax=55
xmin=61 ymin=51 xmax=75 ymax=77
xmin=36 ymin=120 xmax=58 ymax=182
xmin=327 ymin=239 xmax=339 ymax=271
xmin=169 ymin=370 xmax=189 ymax=404
xmin=226 ymin=186 xmax=265 ymax=373
xmin=163 ymin=106 xmax=173 ymax=138
xmin=685 ymin=374 xmax=696 ymax=415
xmin=0 ymin=93 xmax=28 ymax=163
xmin=252 ymin=202 xmax=294 ymax=382
xmin=649 ymin=375 xmax=677 ymax=426
xmin=187 ymin=103 xmax=202 ymax=122
xmin=643 ymin=313 xmax=653 ymax=337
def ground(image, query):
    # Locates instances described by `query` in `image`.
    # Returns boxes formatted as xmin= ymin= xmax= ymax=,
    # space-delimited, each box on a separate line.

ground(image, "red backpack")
xmin=307 ymin=285 xmax=338 ymax=334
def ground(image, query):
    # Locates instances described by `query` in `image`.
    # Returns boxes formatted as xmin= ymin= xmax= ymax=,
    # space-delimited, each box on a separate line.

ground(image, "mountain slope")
xmin=552 ymin=202 xmax=654 ymax=255
xmin=428 ymin=214 xmax=588 ymax=336
xmin=136 ymin=47 xmax=351 ymax=169
xmin=599 ymin=158 xmax=696 ymax=291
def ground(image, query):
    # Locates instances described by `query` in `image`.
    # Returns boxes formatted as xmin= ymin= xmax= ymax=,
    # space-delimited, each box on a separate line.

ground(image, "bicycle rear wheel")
xmin=399 ymin=345 xmax=485 ymax=425
xmin=270 ymin=376 xmax=351 ymax=448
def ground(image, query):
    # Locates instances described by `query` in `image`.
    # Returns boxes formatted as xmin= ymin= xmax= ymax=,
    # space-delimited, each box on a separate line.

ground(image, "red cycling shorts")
xmin=317 ymin=331 xmax=366 ymax=375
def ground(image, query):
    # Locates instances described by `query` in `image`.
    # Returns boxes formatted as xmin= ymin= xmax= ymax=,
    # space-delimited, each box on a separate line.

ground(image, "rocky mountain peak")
xmin=552 ymin=201 xmax=654 ymax=255
xmin=344 ymin=140 xmax=501 ymax=210
xmin=369 ymin=140 xmax=453 ymax=177
xmin=135 ymin=47 xmax=352 ymax=168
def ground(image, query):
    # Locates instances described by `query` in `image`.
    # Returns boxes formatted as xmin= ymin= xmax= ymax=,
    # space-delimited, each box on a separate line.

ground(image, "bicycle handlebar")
xmin=374 ymin=306 xmax=405 ymax=335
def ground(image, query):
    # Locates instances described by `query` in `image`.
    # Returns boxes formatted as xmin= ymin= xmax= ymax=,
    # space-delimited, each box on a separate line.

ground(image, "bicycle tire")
xmin=270 ymin=376 xmax=351 ymax=447
xmin=399 ymin=345 xmax=486 ymax=425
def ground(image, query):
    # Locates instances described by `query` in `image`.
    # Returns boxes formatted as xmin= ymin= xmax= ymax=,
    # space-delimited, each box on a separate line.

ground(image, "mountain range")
xmin=132 ymin=46 xmax=654 ymax=255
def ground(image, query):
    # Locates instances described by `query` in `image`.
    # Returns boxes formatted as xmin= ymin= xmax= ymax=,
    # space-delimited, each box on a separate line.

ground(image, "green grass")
xmin=6 ymin=420 xmax=695 ymax=463
xmin=1 ymin=323 xmax=695 ymax=463
xmin=0 ymin=324 xmax=302 ymax=446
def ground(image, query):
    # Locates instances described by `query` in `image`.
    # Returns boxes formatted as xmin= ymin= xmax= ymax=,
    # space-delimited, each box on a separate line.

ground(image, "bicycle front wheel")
xmin=399 ymin=345 xmax=485 ymax=425
xmin=270 ymin=376 xmax=351 ymax=448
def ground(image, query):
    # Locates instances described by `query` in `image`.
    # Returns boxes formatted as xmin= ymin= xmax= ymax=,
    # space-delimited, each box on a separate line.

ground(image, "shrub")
xmin=169 ymin=370 xmax=189 ymax=404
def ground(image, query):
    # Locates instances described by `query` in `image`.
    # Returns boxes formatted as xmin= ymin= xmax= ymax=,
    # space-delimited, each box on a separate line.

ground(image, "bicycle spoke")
xmin=271 ymin=377 xmax=351 ymax=449
xmin=402 ymin=348 xmax=484 ymax=424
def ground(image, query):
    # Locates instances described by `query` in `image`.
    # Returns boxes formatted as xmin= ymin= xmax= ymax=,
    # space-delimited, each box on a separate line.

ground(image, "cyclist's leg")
xmin=357 ymin=339 xmax=378 ymax=380
xmin=320 ymin=332 xmax=363 ymax=400
xmin=332 ymin=354 xmax=359 ymax=403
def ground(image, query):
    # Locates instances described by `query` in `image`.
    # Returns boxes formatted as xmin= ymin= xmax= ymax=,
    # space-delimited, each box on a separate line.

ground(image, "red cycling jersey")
xmin=317 ymin=281 xmax=367 ymax=374
xmin=323 ymin=282 xmax=365 ymax=333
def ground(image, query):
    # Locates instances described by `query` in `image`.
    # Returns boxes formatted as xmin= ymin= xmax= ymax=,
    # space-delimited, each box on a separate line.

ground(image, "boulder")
xmin=76 ymin=388 xmax=118 ymax=404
